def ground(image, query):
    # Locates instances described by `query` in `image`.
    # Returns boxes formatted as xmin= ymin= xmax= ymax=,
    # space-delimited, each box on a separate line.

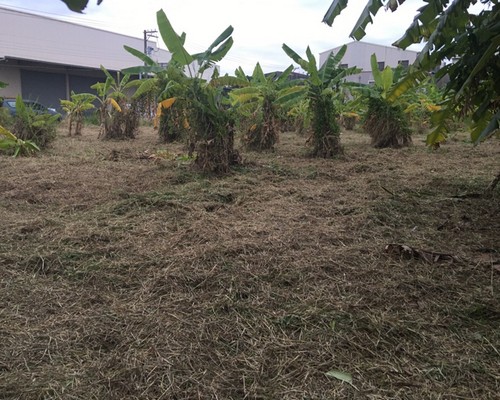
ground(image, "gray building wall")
xmin=21 ymin=70 xmax=66 ymax=109
xmin=0 ymin=6 xmax=170 ymax=71
xmin=0 ymin=6 xmax=172 ymax=111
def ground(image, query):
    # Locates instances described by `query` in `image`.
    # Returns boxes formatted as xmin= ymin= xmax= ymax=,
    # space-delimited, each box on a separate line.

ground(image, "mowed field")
xmin=1 ymin=124 xmax=499 ymax=399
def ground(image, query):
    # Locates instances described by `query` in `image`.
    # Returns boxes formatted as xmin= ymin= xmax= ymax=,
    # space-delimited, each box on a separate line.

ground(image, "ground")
xmin=0 ymin=125 xmax=499 ymax=399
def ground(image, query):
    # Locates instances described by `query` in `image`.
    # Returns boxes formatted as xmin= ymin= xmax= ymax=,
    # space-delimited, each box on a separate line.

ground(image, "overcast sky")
xmin=0 ymin=0 xmax=427 ymax=74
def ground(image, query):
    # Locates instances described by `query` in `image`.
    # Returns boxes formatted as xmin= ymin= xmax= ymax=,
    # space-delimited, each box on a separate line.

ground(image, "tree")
xmin=91 ymin=66 xmax=139 ymax=139
xmin=60 ymin=92 xmax=96 ymax=136
xmin=123 ymin=45 xmax=191 ymax=143
xmin=323 ymin=0 xmax=500 ymax=145
xmin=363 ymin=54 xmax=413 ymax=148
xmin=126 ymin=9 xmax=238 ymax=173
xmin=218 ymin=63 xmax=294 ymax=151
xmin=281 ymin=44 xmax=360 ymax=157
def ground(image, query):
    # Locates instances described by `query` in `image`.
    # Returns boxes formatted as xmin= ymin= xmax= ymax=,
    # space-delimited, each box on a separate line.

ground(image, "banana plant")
xmin=123 ymin=44 xmax=190 ymax=142
xmin=122 ymin=9 xmax=234 ymax=152
xmin=219 ymin=62 xmax=294 ymax=150
xmin=362 ymin=54 xmax=423 ymax=148
xmin=0 ymin=124 xmax=40 ymax=157
xmin=125 ymin=9 xmax=237 ymax=172
xmin=398 ymin=77 xmax=443 ymax=136
xmin=286 ymin=98 xmax=312 ymax=136
xmin=323 ymin=0 xmax=500 ymax=146
xmin=0 ymin=95 xmax=44 ymax=156
xmin=123 ymin=40 xmax=187 ymax=102
xmin=90 ymin=66 xmax=139 ymax=138
xmin=10 ymin=96 xmax=59 ymax=149
xmin=60 ymin=91 xmax=96 ymax=136
xmin=154 ymin=9 xmax=233 ymax=80
xmin=281 ymin=44 xmax=360 ymax=157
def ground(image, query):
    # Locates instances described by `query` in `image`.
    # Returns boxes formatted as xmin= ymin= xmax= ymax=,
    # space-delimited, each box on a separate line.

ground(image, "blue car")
xmin=1 ymin=98 xmax=61 ymax=120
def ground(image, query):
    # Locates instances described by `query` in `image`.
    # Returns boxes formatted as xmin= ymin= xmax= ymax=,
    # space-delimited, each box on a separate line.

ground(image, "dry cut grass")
xmin=0 ymin=125 xmax=499 ymax=399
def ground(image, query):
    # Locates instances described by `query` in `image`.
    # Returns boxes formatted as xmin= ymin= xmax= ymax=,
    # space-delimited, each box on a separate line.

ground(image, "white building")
xmin=0 ymin=6 xmax=171 ymax=111
xmin=319 ymin=41 xmax=419 ymax=84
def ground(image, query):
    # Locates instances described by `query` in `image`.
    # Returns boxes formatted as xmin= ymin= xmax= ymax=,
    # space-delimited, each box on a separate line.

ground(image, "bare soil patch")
xmin=1 ymin=125 xmax=499 ymax=399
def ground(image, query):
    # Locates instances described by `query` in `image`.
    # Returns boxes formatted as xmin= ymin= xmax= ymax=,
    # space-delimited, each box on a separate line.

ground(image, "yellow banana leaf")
xmin=0 ymin=124 xmax=17 ymax=141
xmin=426 ymin=104 xmax=441 ymax=112
xmin=154 ymin=98 xmax=177 ymax=129
xmin=160 ymin=98 xmax=176 ymax=110
xmin=108 ymin=98 xmax=122 ymax=112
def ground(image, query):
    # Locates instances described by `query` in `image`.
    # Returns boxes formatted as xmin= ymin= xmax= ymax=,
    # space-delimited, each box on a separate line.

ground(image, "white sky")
xmin=0 ymin=0 xmax=427 ymax=74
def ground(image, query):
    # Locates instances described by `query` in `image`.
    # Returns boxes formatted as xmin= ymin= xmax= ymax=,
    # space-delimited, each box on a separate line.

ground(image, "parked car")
xmin=0 ymin=98 xmax=61 ymax=120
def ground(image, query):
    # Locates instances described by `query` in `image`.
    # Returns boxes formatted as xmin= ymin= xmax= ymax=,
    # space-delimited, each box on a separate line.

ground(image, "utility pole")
xmin=141 ymin=29 xmax=158 ymax=78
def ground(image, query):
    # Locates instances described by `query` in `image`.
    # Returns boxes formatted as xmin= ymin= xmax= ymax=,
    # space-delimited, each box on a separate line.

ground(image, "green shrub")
xmin=0 ymin=105 xmax=12 ymax=128
xmin=0 ymin=125 xmax=40 ymax=157
xmin=11 ymin=96 xmax=58 ymax=148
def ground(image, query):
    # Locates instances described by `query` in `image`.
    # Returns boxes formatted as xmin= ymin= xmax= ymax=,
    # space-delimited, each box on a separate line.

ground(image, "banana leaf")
xmin=350 ymin=0 xmax=384 ymax=40
xmin=319 ymin=44 xmax=347 ymax=83
xmin=275 ymin=65 xmax=295 ymax=86
xmin=123 ymin=45 xmax=157 ymax=67
xmin=210 ymin=76 xmax=249 ymax=88
xmin=387 ymin=70 xmax=428 ymax=103
xmin=156 ymin=9 xmax=194 ymax=67
xmin=472 ymin=110 xmax=500 ymax=144
xmin=305 ymin=47 xmax=320 ymax=86
xmin=370 ymin=54 xmax=383 ymax=90
xmin=252 ymin=63 xmax=267 ymax=84
xmin=282 ymin=44 xmax=310 ymax=75
xmin=322 ymin=0 xmax=349 ymax=26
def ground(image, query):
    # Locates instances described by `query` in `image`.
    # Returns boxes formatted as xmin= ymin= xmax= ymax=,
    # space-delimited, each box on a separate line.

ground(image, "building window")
xmin=398 ymin=59 xmax=409 ymax=68
xmin=377 ymin=61 xmax=385 ymax=71
xmin=340 ymin=63 xmax=348 ymax=69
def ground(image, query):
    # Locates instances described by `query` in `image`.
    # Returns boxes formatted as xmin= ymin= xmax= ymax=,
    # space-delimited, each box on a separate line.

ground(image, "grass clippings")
xmin=0 ymin=125 xmax=499 ymax=399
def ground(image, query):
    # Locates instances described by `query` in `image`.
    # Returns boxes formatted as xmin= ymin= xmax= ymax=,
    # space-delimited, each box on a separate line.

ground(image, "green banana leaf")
xmin=123 ymin=45 xmax=157 ymax=67
xmin=322 ymin=0 xmax=349 ymax=26
xmin=282 ymin=44 xmax=310 ymax=75
xmin=319 ymin=45 xmax=347 ymax=83
xmin=156 ymin=9 xmax=194 ymax=68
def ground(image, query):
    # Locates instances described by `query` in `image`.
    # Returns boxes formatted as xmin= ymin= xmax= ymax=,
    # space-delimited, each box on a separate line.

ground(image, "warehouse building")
xmin=0 ymin=6 xmax=171 ymax=111
xmin=319 ymin=41 xmax=419 ymax=84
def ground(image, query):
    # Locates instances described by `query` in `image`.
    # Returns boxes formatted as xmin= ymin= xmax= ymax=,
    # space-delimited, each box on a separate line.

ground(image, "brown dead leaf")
xmin=385 ymin=243 xmax=459 ymax=264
